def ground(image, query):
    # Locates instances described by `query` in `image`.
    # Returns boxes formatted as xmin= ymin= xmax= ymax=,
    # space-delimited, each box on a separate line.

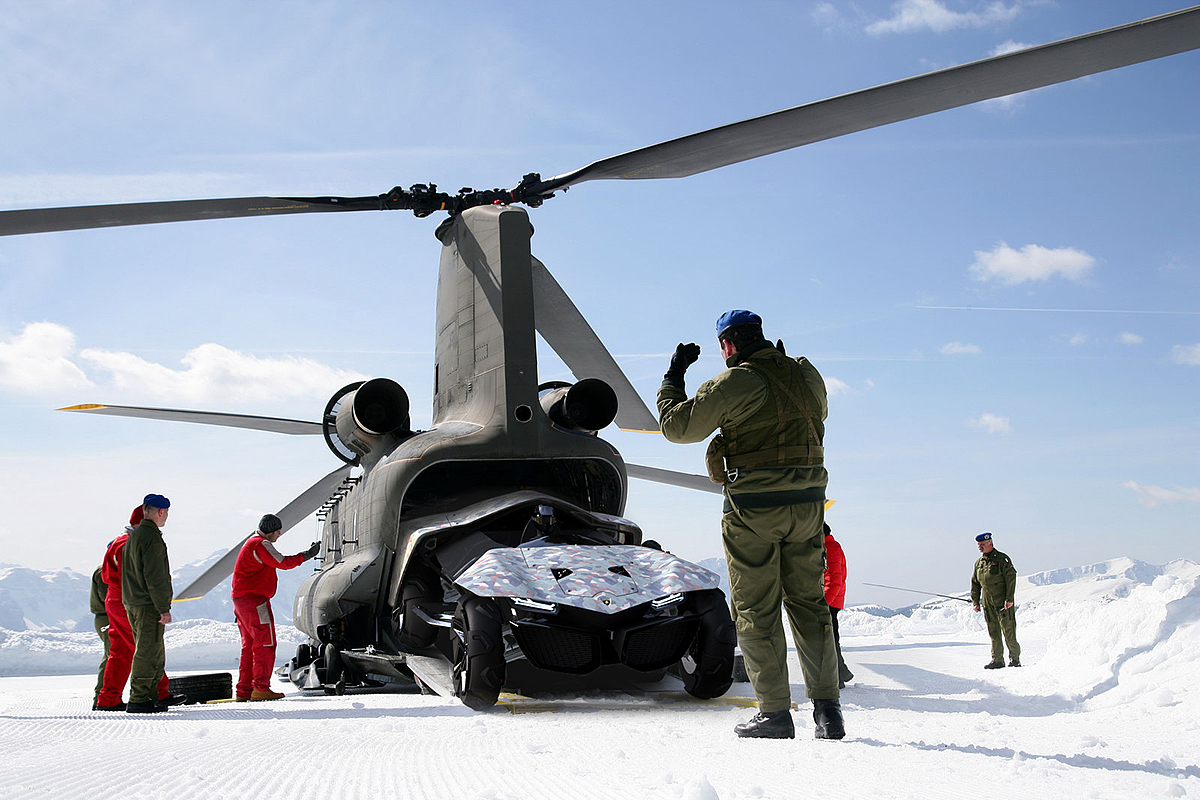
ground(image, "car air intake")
xmin=512 ymin=623 xmax=601 ymax=674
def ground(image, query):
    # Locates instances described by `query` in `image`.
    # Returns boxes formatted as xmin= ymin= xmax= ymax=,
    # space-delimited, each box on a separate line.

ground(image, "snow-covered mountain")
xmin=0 ymin=547 xmax=316 ymax=632
xmin=1 ymin=555 xmax=1195 ymax=681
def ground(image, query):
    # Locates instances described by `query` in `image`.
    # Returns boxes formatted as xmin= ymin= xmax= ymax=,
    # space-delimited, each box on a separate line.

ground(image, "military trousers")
xmin=721 ymin=498 xmax=839 ymax=712
xmin=127 ymin=605 xmax=167 ymax=705
xmin=92 ymin=613 xmax=110 ymax=702
xmin=982 ymin=602 xmax=1020 ymax=662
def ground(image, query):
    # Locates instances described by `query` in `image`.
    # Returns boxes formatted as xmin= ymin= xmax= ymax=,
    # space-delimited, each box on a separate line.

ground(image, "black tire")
xmin=397 ymin=573 xmax=439 ymax=649
xmin=323 ymin=643 xmax=343 ymax=686
xmin=167 ymin=672 xmax=232 ymax=704
xmin=291 ymin=643 xmax=317 ymax=673
xmin=452 ymin=596 xmax=505 ymax=710
xmin=679 ymin=590 xmax=737 ymax=699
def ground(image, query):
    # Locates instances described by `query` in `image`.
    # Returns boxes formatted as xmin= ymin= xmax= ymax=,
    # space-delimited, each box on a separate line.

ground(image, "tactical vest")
xmin=721 ymin=353 xmax=824 ymax=474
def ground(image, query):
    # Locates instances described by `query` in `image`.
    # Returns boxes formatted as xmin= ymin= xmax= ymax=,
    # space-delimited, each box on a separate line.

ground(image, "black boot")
xmin=126 ymin=700 xmax=167 ymax=714
xmin=156 ymin=693 xmax=188 ymax=709
xmin=812 ymin=699 xmax=845 ymax=740
xmin=734 ymin=709 xmax=795 ymax=739
xmin=984 ymin=660 xmax=1005 ymax=670
xmin=1008 ymin=658 xmax=1021 ymax=667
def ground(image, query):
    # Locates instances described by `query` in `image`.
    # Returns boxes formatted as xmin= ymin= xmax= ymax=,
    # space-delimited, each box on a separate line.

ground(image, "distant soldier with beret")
xmin=231 ymin=513 xmax=319 ymax=701
xmin=970 ymin=531 xmax=1021 ymax=669
xmin=657 ymin=309 xmax=844 ymax=740
xmin=123 ymin=493 xmax=178 ymax=713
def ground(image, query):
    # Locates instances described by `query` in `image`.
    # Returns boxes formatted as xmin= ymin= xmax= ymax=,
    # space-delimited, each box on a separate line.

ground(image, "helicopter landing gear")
xmin=452 ymin=596 xmax=505 ymax=710
xmin=678 ymin=590 xmax=737 ymax=700
xmin=322 ymin=643 xmax=345 ymax=695
xmin=396 ymin=569 xmax=439 ymax=649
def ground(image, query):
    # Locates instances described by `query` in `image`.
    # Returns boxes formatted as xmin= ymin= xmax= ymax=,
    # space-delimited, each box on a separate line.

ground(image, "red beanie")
xmin=129 ymin=506 xmax=145 ymax=526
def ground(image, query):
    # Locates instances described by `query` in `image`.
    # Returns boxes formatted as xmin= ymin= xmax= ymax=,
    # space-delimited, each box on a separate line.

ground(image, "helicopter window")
xmin=401 ymin=458 xmax=622 ymax=516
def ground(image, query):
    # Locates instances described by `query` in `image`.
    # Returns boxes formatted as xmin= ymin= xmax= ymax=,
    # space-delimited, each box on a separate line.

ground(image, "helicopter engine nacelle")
xmin=539 ymin=378 xmax=618 ymax=434
xmin=332 ymin=378 xmax=410 ymax=461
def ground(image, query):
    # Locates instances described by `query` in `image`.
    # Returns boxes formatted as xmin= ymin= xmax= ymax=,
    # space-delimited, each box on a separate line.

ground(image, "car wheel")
xmin=680 ymin=590 xmax=736 ymax=700
xmin=452 ymin=596 xmax=505 ymax=710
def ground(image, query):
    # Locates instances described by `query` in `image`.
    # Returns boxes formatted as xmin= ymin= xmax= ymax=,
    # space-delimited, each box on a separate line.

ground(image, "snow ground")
xmin=1 ymin=558 xmax=1197 ymax=800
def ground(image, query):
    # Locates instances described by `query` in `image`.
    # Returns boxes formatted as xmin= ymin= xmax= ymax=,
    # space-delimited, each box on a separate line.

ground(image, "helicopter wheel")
xmin=397 ymin=571 xmax=439 ymax=649
xmin=679 ymin=590 xmax=737 ymax=700
xmin=323 ymin=643 xmax=343 ymax=691
xmin=452 ymin=596 xmax=505 ymax=710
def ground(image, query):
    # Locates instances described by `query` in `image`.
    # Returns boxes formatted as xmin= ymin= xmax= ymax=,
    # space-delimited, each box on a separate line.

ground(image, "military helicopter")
xmin=2 ymin=7 xmax=1197 ymax=707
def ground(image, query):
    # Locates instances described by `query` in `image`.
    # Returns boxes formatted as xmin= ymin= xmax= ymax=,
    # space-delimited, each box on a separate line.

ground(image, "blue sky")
xmin=1 ymin=1 xmax=1196 ymax=607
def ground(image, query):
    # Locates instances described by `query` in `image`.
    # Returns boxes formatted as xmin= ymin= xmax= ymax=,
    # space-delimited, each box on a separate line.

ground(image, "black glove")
xmin=664 ymin=342 xmax=701 ymax=386
xmin=775 ymin=339 xmax=786 ymax=356
xmin=303 ymin=542 xmax=320 ymax=560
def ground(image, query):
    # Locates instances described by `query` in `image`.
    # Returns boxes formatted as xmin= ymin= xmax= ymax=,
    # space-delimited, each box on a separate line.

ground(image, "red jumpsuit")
xmin=231 ymin=535 xmax=306 ymax=696
xmin=96 ymin=531 xmax=170 ymax=707
xmin=823 ymin=531 xmax=853 ymax=685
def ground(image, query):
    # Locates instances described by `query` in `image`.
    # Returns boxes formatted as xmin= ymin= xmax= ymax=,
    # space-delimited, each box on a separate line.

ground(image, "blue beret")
xmin=716 ymin=309 xmax=762 ymax=337
xmin=975 ymin=532 xmax=992 ymax=542
xmin=143 ymin=493 xmax=171 ymax=509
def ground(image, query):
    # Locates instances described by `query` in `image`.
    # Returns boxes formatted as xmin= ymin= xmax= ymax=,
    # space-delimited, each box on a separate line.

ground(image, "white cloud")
xmin=0 ymin=322 xmax=93 ymax=393
xmin=0 ymin=321 xmax=364 ymax=405
xmin=826 ymin=377 xmax=852 ymax=396
xmin=866 ymin=0 xmax=1021 ymax=35
xmin=1122 ymin=480 xmax=1200 ymax=508
xmin=812 ymin=2 xmax=841 ymax=28
xmin=1170 ymin=343 xmax=1200 ymax=366
xmin=1069 ymin=333 xmax=1088 ymax=347
xmin=940 ymin=342 xmax=981 ymax=355
xmin=970 ymin=243 xmax=1096 ymax=285
xmin=970 ymin=412 xmax=1012 ymax=434
xmin=1117 ymin=332 xmax=1144 ymax=345
xmin=80 ymin=343 xmax=366 ymax=405
xmin=990 ymin=40 xmax=1032 ymax=57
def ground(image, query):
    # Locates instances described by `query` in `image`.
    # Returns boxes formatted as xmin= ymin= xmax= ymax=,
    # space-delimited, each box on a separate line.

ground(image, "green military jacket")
xmin=89 ymin=566 xmax=108 ymax=616
xmin=122 ymin=519 xmax=173 ymax=614
xmin=971 ymin=549 xmax=1017 ymax=606
xmin=657 ymin=344 xmax=829 ymax=499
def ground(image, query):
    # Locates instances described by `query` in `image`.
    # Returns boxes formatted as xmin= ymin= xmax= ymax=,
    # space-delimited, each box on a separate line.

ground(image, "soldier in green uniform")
xmin=90 ymin=565 xmax=110 ymax=710
xmin=970 ymin=531 xmax=1021 ymax=669
xmin=123 ymin=493 xmax=175 ymax=713
xmin=657 ymin=310 xmax=844 ymax=740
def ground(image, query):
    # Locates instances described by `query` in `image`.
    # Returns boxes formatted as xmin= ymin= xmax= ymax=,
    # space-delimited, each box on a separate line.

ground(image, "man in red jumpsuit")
xmin=823 ymin=524 xmax=854 ymax=689
xmin=94 ymin=505 xmax=179 ymax=711
xmin=232 ymin=513 xmax=319 ymax=701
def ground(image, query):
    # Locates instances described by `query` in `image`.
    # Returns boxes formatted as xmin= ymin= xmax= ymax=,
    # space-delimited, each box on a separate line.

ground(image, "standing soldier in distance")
xmin=123 ymin=494 xmax=179 ymax=713
xmin=89 ymin=565 xmax=110 ymax=710
xmin=971 ymin=531 xmax=1021 ymax=669
xmin=657 ymin=309 xmax=844 ymax=740
xmin=231 ymin=513 xmax=320 ymax=701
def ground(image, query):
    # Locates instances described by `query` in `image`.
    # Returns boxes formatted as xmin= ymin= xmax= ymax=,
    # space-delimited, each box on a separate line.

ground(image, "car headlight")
xmin=512 ymin=597 xmax=559 ymax=614
xmin=651 ymin=592 xmax=685 ymax=609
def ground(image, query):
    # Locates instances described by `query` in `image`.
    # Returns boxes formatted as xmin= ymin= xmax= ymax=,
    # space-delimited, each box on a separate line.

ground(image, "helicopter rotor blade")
xmin=540 ymin=6 xmax=1200 ymax=191
xmin=58 ymin=403 xmax=321 ymax=435
xmin=173 ymin=464 xmax=352 ymax=602
xmin=531 ymin=256 xmax=660 ymax=433
xmin=0 ymin=196 xmax=395 ymax=237
xmin=626 ymin=463 xmax=720 ymax=494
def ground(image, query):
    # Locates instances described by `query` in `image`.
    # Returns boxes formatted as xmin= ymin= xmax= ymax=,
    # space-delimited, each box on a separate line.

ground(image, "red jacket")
xmin=231 ymin=535 xmax=306 ymax=600
xmin=824 ymin=533 xmax=847 ymax=610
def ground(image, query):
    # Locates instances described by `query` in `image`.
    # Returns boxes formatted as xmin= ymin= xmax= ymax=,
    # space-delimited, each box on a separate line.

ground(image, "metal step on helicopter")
xmin=2 ymin=7 xmax=1197 ymax=708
